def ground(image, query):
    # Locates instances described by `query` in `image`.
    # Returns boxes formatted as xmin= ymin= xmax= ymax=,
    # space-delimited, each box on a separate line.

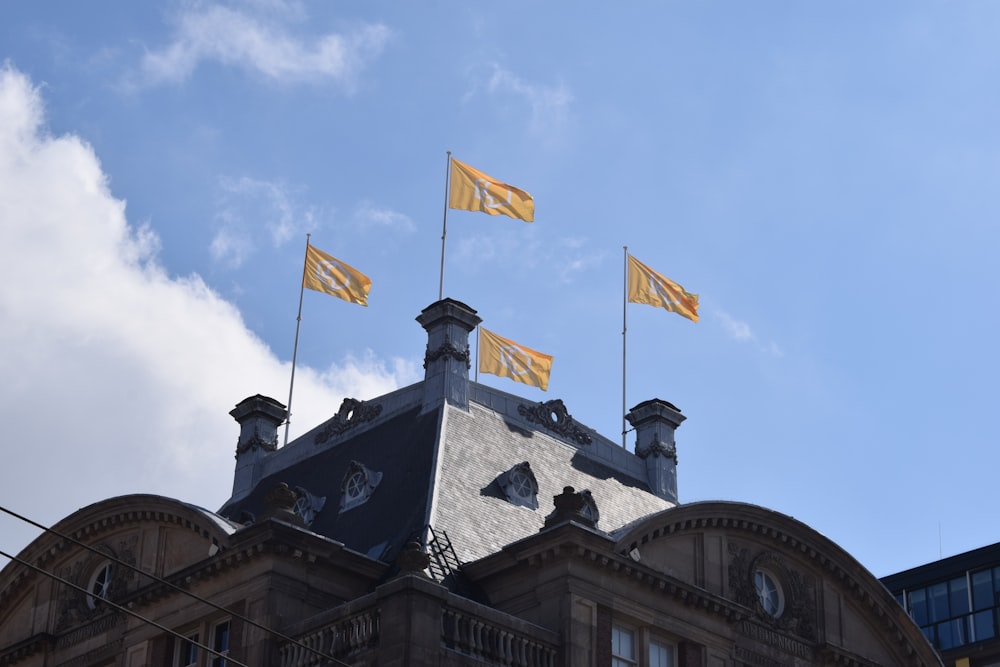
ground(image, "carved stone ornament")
xmin=314 ymin=397 xmax=384 ymax=444
xmin=728 ymin=543 xmax=817 ymax=642
xmin=395 ymin=541 xmax=431 ymax=577
xmin=543 ymin=486 xmax=597 ymax=529
xmin=423 ymin=338 xmax=471 ymax=369
xmin=235 ymin=423 xmax=278 ymax=455
xmin=55 ymin=536 xmax=137 ymax=635
xmin=635 ymin=435 xmax=677 ymax=463
xmin=517 ymin=399 xmax=593 ymax=445
xmin=261 ymin=482 xmax=305 ymax=527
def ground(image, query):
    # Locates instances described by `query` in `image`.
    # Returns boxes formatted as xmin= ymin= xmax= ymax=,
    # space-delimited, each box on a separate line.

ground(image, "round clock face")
xmin=754 ymin=569 xmax=784 ymax=618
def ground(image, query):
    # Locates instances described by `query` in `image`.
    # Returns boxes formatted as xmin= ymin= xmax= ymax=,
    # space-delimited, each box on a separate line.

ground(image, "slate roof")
xmin=217 ymin=299 xmax=679 ymax=573
xmin=219 ymin=400 xmax=440 ymax=563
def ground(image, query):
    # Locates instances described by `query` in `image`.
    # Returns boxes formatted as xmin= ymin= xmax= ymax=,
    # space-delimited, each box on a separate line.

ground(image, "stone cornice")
xmin=466 ymin=523 xmax=748 ymax=624
xmin=117 ymin=519 xmax=389 ymax=609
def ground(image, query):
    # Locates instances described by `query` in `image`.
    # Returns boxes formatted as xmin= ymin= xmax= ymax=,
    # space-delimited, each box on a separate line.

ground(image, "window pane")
xmin=908 ymin=588 xmax=928 ymax=626
xmin=649 ymin=640 xmax=674 ymax=667
xmin=178 ymin=634 xmax=198 ymax=667
xmin=950 ymin=576 xmax=970 ymax=616
xmin=611 ymin=624 xmax=636 ymax=667
xmin=211 ymin=621 xmax=230 ymax=667
xmin=936 ymin=620 xmax=953 ymax=650
xmin=974 ymin=609 xmax=995 ymax=642
xmin=973 ymin=570 xmax=993 ymax=611
xmin=929 ymin=582 xmax=949 ymax=622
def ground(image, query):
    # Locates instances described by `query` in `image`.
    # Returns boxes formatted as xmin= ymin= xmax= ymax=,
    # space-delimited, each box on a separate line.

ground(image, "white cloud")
xmin=135 ymin=1 xmax=391 ymax=89
xmin=714 ymin=308 xmax=783 ymax=356
xmin=353 ymin=201 xmax=415 ymax=233
xmin=211 ymin=176 xmax=315 ymax=268
xmin=716 ymin=310 xmax=755 ymax=341
xmin=0 ymin=65 xmax=417 ymax=559
xmin=466 ymin=64 xmax=573 ymax=135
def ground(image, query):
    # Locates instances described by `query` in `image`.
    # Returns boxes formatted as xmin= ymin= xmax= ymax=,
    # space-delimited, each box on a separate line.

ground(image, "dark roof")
xmin=881 ymin=541 xmax=1000 ymax=592
xmin=220 ymin=404 xmax=441 ymax=564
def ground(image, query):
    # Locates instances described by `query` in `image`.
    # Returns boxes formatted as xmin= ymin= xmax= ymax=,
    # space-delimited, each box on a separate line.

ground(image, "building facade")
xmin=882 ymin=542 xmax=1000 ymax=667
xmin=1 ymin=299 xmax=943 ymax=666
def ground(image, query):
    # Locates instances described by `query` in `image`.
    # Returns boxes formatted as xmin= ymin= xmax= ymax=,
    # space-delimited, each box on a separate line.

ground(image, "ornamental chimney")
xmin=625 ymin=398 xmax=686 ymax=503
xmin=415 ymin=299 xmax=482 ymax=414
xmin=230 ymin=394 xmax=286 ymax=500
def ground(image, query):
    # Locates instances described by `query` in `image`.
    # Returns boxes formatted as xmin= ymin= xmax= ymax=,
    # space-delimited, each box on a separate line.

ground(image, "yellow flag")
xmin=449 ymin=158 xmax=535 ymax=222
xmin=302 ymin=244 xmax=371 ymax=306
xmin=479 ymin=327 xmax=553 ymax=391
xmin=627 ymin=254 xmax=699 ymax=322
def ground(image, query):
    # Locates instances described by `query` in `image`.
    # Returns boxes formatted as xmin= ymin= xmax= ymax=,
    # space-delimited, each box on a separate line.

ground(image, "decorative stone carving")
xmin=235 ymin=422 xmax=278 ymax=454
xmin=543 ymin=486 xmax=598 ymax=529
xmin=396 ymin=541 xmax=431 ymax=577
xmin=54 ymin=536 xmax=136 ymax=634
xmin=728 ymin=542 xmax=817 ymax=642
xmin=635 ymin=434 xmax=677 ymax=463
xmin=314 ymin=398 xmax=384 ymax=444
xmin=261 ymin=483 xmax=305 ymax=527
xmin=424 ymin=339 xmax=471 ymax=369
xmin=517 ymin=399 xmax=593 ymax=445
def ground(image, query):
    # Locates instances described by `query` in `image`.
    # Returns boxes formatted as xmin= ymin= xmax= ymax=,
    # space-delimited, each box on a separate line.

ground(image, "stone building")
xmin=0 ymin=299 xmax=942 ymax=666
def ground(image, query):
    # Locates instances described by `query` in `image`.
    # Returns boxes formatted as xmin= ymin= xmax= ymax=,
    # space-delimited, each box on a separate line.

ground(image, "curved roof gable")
xmin=612 ymin=501 xmax=942 ymax=667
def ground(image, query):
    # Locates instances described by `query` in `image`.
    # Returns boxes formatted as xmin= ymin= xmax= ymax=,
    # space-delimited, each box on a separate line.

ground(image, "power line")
xmin=0 ymin=504 xmax=351 ymax=667
xmin=0 ymin=546 xmax=246 ymax=667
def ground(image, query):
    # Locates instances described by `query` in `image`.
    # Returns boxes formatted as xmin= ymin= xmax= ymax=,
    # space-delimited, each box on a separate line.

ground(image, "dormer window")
xmin=292 ymin=486 xmax=327 ymax=526
xmin=497 ymin=462 xmax=539 ymax=510
xmin=340 ymin=461 xmax=382 ymax=513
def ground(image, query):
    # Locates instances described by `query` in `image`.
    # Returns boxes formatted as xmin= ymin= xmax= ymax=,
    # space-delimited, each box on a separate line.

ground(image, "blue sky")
xmin=1 ymin=1 xmax=998 ymax=578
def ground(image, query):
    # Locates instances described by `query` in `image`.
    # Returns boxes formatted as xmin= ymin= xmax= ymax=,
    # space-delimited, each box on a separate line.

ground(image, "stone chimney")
xmin=625 ymin=398 xmax=686 ymax=503
xmin=230 ymin=394 xmax=287 ymax=499
xmin=415 ymin=299 xmax=481 ymax=414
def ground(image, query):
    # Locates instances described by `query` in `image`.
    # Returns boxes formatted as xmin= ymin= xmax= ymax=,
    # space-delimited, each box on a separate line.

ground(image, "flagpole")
xmin=439 ymin=151 xmax=452 ymax=300
xmin=475 ymin=325 xmax=480 ymax=383
xmin=622 ymin=246 xmax=629 ymax=448
xmin=285 ymin=233 xmax=310 ymax=447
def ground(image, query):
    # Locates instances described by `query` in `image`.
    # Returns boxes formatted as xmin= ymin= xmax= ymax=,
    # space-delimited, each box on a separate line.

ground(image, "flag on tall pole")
xmin=303 ymin=244 xmax=372 ymax=306
xmin=626 ymin=254 xmax=699 ymax=322
xmin=449 ymin=157 xmax=535 ymax=222
xmin=286 ymin=237 xmax=371 ymax=446
xmin=479 ymin=327 xmax=553 ymax=391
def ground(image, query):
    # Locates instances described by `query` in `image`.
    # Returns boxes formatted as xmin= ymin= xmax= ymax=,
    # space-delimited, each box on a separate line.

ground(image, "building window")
xmin=649 ymin=639 xmax=675 ymax=667
xmin=496 ymin=462 xmax=539 ymax=510
xmin=754 ymin=569 xmax=784 ymax=618
xmin=612 ymin=624 xmax=637 ymax=667
xmin=86 ymin=562 xmax=113 ymax=610
xmin=210 ymin=620 xmax=230 ymax=667
xmin=292 ymin=486 xmax=327 ymax=526
xmin=339 ymin=461 xmax=382 ymax=513
xmin=898 ymin=571 xmax=984 ymax=650
xmin=175 ymin=633 xmax=198 ymax=667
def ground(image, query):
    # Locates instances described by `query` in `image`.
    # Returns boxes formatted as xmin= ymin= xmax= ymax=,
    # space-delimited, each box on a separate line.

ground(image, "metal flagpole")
xmin=622 ymin=246 xmax=629 ymax=448
xmin=285 ymin=233 xmax=310 ymax=446
xmin=438 ymin=151 xmax=452 ymax=300
xmin=475 ymin=325 xmax=480 ymax=382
